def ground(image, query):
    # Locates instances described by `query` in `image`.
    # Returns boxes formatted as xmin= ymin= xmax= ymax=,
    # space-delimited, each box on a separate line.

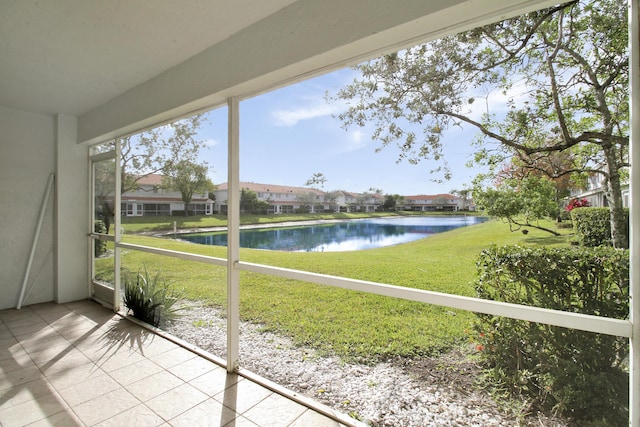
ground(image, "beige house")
xmin=124 ymin=178 xmax=471 ymax=215
xmin=214 ymin=182 xmax=383 ymax=214
xmin=121 ymin=173 xmax=214 ymax=216
xmin=2 ymin=1 xmax=638 ymax=424
xmin=336 ymin=191 xmax=383 ymax=213
xmin=401 ymin=194 xmax=474 ymax=212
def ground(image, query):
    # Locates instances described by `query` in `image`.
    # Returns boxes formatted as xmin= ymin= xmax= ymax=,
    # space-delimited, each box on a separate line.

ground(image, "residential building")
xmin=570 ymin=172 xmax=630 ymax=209
xmin=121 ymin=173 xmax=214 ymax=216
xmin=214 ymin=182 xmax=383 ymax=214
xmin=119 ymin=178 xmax=470 ymax=216
xmin=338 ymin=191 xmax=383 ymax=213
xmin=400 ymin=194 xmax=474 ymax=212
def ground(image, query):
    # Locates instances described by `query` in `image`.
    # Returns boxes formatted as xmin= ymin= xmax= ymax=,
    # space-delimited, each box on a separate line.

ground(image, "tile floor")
xmin=0 ymin=300 xmax=356 ymax=426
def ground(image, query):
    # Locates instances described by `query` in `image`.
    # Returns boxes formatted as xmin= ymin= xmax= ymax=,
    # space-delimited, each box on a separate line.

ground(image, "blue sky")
xmin=197 ymin=68 xmax=486 ymax=196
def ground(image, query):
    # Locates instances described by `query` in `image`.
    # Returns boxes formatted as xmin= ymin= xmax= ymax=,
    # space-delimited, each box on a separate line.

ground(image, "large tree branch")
xmin=574 ymin=132 xmax=628 ymax=145
xmin=504 ymin=217 xmax=561 ymax=236
xmin=443 ymin=107 xmax=627 ymax=153
xmin=601 ymin=60 xmax=628 ymax=88
xmin=442 ymin=110 xmax=582 ymax=154
xmin=544 ymin=12 xmax=573 ymax=145
xmin=474 ymin=2 xmax=577 ymax=72
xmin=557 ymin=44 xmax=616 ymax=135
xmin=520 ymin=162 xmax=605 ymax=180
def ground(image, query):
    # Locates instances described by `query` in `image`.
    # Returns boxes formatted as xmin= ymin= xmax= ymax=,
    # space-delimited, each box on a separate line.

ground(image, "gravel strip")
xmin=163 ymin=303 xmax=568 ymax=427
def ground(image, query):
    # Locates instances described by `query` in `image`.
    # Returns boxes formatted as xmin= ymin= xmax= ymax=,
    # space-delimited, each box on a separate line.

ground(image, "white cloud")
xmin=203 ymin=138 xmax=219 ymax=147
xmin=343 ymin=129 xmax=368 ymax=152
xmin=271 ymin=97 xmax=346 ymax=127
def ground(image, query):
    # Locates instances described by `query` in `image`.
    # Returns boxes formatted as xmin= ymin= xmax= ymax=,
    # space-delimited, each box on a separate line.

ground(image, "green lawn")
xmin=102 ymin=217 xmax=572 ymax=362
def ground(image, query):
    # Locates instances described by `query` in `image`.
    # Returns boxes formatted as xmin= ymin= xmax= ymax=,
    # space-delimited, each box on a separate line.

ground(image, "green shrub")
xmin=474 ymin=245 xmax=629 ymax=426
xmin=123 ymin=266 xmax=185 ymax=327
xmin=94 ymin=220 xmax=107 ymax=257
xmin=571 ymin=207 xmax=629 ymax=247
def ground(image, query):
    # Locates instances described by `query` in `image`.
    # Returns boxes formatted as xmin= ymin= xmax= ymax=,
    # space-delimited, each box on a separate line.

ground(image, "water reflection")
xmin=180 ymin=216 xmax=487 ymax=252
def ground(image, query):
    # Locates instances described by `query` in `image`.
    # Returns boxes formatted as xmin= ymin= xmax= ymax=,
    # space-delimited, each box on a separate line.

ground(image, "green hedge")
xmin=571 ymin=207 xmax=629 ymax=247
xmin=474 ymin=245 xmax=629 ymax=425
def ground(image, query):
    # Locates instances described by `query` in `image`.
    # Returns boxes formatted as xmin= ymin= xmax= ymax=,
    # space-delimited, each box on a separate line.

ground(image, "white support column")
xmin=113 ymin=139 xmax=122 ymax=312
xmin=629 ymin=1 xmax=640 ymax=426
xmin=55 ymin=114 xmax=89 ymax=303
xmin=227 ymin=97 xmax=241 ymax=372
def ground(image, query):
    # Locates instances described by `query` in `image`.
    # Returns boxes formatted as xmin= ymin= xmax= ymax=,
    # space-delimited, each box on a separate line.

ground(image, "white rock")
xmin=165 ymin=303 xmax=568 ymax=427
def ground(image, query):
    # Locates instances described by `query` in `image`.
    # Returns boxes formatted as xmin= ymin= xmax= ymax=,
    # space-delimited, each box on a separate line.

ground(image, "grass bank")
xmin=105 ymin=218 xmax=571 ymax=362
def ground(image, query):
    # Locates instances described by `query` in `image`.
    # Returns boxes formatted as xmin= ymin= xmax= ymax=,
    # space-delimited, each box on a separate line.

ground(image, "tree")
xmin=331 ymin=0 xmax=628 ymax=248
xmin=240 ymin=189 xmax=270 ymax=214
xmin=162 ymin=160 xmax=212 ymax=216
xmin=296 ymin=191 xmax=320 ymax=213
xmin=101 ymin=114 xmax=209 ymax=194
xmin=383 ymin=194 xmax=404 ymax=212
xmin=305 ymin=172 xmax=327 ymax=189
xmin=355 ymin=191 xmax=375 ymax=211
xmin=382 ymin=195 xmax=396 ymax=211
xmin=474 ymin=176 xmax=561 ymax=235
xmin=451 ymin=187 xmax=472 ymax=210
xmin=394 ymin=194 xmax=405 ymax=209
xmin=323 ymin=190 xmax=341 ymax=212
xmin=93 ymin=159 xmax=117 ymax=233
xmin=488 ymin=152 xmax=577 ymax=220
xmin=93 ymin=115 xmax=209 ymax=229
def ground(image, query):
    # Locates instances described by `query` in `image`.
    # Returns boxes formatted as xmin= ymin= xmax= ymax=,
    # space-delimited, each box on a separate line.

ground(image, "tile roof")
xmin=217 ymin=182 xmax=324 ymax=195
xmin=132 ymin=173 xmax=164 ymax=186
xmin=404 ymin=194 xmax=459 ymax=201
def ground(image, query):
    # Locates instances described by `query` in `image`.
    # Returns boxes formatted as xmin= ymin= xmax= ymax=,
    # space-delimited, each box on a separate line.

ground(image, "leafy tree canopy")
xmin=240 ymin=189 xmax=270 ymax=214
xmin=305 ymin=172 xmax=327 ymax=189
xmin=296 ymin=191 xmax=321 ymax=212
xmin=120 ymin=114 xmax=209 ymax=193
xmin=331 ymin=0 xmax=628 ymax=247
xmin=162 ymin=160 xmax=213 ymax=216
xmin=92 ymin=114 xmax=210 ymax=226
xmin=383 ymin=194 xmax=404 ymax=211
xmin=474 ymin=176 xmax=561 ymax=235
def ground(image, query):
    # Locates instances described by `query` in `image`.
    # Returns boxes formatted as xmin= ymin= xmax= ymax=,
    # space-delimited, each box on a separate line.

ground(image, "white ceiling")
xmin=0 ymin=0 xmax=297 ymax=116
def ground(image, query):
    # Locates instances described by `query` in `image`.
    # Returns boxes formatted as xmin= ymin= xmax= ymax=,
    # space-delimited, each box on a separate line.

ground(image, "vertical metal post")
xmin=114 ymin=139 xmax=122 ymax=312
xmin=227 ymin=97 xmax=241 ymax=372
xmin=88 ymin=154 xmax=95 ymax=299
xmin=629 ymin=1 xmax=640 ymax=425
xmin=17 ymin=173 xmax=55 ymax=309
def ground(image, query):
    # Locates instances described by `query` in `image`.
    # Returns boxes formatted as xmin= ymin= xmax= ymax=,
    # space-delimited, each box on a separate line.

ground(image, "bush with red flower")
xmin=565 ymin=197 xmax=590 ymax=211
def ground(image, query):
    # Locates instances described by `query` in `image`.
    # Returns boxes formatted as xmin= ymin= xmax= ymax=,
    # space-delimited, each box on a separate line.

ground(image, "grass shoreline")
xmin=121 ymin=211 xmax=482 ymax=234
xmin=102 ymin=215 xmax=571 ymax=362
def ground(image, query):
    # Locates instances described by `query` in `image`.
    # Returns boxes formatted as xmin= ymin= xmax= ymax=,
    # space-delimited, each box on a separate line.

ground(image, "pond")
xmin=180 ymin=216 xmax=487 ymax=252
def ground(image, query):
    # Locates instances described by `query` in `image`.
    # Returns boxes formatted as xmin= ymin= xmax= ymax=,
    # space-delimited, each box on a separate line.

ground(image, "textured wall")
xmin=0 ymin=106 xmax=55 ymax=309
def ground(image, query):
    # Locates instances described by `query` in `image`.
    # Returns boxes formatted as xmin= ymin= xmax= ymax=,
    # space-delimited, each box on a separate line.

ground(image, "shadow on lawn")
xmin=522 ymin=234 xmax=572 ymax=246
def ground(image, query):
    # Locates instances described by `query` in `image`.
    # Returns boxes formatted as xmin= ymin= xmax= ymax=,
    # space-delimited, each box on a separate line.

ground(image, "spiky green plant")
xmin=123 ymin=266 xmax=185 ymax=327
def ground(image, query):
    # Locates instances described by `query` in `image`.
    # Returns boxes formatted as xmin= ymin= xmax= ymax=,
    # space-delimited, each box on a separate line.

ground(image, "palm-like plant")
xmin=123 ymin=266 xmax=185 ymax=327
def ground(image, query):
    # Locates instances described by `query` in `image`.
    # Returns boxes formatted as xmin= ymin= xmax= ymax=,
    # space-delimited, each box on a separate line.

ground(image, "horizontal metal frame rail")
xmin=118 ymin=242 xmax=227 ymax=267
xmin=93 ymin=233 xmax=115 ymax=242
xmin=112 ymin=241 xmax=631 ymax=339
xmin=240 ymin=261 xmax=632 ymax=338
